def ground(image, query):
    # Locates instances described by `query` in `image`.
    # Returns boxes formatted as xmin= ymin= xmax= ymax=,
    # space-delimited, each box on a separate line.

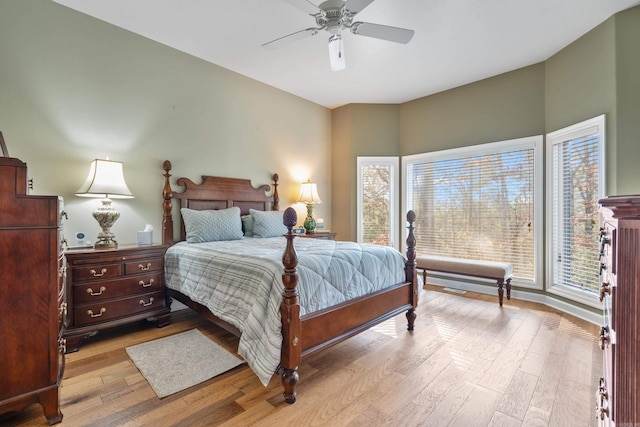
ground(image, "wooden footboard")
xmin=279 ymin=207 xmax=418 ymax=404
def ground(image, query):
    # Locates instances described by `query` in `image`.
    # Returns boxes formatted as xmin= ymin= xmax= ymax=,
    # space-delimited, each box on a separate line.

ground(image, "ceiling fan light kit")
xmin=264 ymin=0 xmax=414 ymax=71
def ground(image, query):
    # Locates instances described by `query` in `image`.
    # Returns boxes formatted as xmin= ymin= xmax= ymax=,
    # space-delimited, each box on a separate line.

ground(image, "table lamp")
xmin=76 ymin=159 xmax=134 ymax=248
xmin=298 ymin=180 xmax=322 ymax=234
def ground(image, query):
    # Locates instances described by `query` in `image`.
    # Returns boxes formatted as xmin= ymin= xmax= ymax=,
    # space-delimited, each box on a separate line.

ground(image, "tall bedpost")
xmin=272 ymin=173 xmax=279 ymax=211
xmin=405 ymin=210 xmax=417 ymax=331
xmin=281 ymin=207 xmax=301 ymax=404
xmin=162 ymin=160 xmax=174 ymax=246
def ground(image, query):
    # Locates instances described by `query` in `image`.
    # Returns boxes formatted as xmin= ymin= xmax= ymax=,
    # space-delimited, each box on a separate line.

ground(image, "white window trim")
xmin=545 ymin=114 xmax=606 ymax=308
xmin=402 ymin=136 xmax=544 ymax=290
xmin=357 ymin=156 xmax=400 ymax=250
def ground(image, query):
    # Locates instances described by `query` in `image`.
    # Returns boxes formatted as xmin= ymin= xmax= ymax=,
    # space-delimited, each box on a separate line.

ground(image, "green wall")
xmin=545 ymin=16 xmax=618 ymax=193
xmin=2 ymin=0 xmax=638 ymax=257
xmin=332 ymin=6 xmax=640 ymax=241
xmin=401 ymin=63 xmax=546 ymax=156
xmin=0 ymin=0 xmax=331 ymax=242
xmin=614 ymin=6 xmax=640 ymax=195
xmin=331 ymin=104 xmax=400 ymax=241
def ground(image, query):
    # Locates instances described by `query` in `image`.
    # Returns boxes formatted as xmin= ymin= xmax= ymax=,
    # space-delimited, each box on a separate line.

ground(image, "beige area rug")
xmin=126 ymin=329 xmax=245 ymax=398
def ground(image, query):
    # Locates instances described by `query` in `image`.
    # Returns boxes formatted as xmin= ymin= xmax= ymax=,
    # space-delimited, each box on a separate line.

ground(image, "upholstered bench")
xmin=416 ymin=255 xmax=513 ymax=306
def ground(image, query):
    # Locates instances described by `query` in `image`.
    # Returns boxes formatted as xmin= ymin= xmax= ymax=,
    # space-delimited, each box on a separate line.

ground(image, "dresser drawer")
xmin=73 ymin=290 xmax=165 ymax=327
xmin=73 ymin=272 xmax=163 ymax=304
xmin=72 ymin=262 xmax=123 ymax=282
xmin=124 ymin=257 xmax=163 ymax=275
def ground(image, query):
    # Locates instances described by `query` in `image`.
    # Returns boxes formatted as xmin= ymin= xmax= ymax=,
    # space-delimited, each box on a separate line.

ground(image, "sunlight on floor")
xmin=371 ymin=318 xmax=399 ymax=338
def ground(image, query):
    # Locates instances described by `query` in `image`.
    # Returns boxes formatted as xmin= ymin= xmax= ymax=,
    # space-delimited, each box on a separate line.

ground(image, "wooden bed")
xmin=161 ymin=160 xmax=419 ymax=404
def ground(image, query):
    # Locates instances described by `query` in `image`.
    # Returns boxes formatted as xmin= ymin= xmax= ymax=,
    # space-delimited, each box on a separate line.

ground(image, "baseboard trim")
xmin=427 ymin=277 xmax=602 ymax=325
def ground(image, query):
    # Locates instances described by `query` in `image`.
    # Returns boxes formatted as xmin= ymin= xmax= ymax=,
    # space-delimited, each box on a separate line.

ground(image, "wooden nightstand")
xmin=63 ymin=244 xmax=171 ymax=352
xmin=299 ymin=231 xmax=336 ymax=240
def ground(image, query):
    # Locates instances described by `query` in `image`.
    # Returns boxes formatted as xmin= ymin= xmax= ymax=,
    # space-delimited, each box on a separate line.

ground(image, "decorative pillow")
xmin=250 ymin=209 xmax=287 ymax=238
xmin=181 ymin=207 xmax=243 ymax=243
xmin=241 ymin=214 xmax=254 ymax=237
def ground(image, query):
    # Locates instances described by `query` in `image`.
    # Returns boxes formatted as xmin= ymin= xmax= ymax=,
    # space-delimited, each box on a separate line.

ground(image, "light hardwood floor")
xmin=2 ymin=285 xmax=601 ymax=427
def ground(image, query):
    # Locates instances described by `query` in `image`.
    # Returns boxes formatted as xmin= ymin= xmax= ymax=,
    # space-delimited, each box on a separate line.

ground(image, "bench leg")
xmin=497 ymin=279 xmax=504 ymax=307
xmin=506 ymin=278 xmax=512 ymax=301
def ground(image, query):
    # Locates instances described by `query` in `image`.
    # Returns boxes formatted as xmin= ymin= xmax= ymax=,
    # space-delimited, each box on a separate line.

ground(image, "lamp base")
xmin=94 ymin=235 xmax=118 ymax=249
xmin=303 ymin=203 xmax=316 ymax=234
xmin=93 ymin=198 xmax=120 ymax=249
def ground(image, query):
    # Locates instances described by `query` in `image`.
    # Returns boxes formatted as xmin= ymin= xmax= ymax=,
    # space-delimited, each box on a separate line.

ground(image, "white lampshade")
xmin=298 ymin=181 xmax=322 ymax=205
xmin=328 ymin=34 xmax=345 ymax=71
xmin=76 ymin=159 xmax=134 ymax=198
xmin=76 ymin=159 xmax=133 ymax=248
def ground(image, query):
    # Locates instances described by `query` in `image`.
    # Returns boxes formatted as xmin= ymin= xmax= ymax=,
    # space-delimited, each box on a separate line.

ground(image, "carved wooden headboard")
xmin=161 ymin=160 xmax=279 ymax=245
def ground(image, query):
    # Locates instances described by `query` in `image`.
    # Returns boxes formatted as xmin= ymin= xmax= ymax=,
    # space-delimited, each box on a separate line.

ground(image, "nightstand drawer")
xmin=124 ymin=257 xmax=163 ymax=275
xmin=72 ymin=272 xmax=163 ymax=304
xmin=73 ymin=290 xmax=165 ymax=326
xmin=72 ymin=262 xmax=123 ymax=282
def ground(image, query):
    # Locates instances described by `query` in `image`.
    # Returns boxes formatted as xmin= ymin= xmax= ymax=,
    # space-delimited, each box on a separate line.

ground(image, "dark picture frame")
xmin=0 ymin=132 xmax=8 ymax=157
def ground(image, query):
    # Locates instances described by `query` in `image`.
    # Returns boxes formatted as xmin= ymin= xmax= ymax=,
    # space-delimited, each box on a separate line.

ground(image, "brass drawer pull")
xmin=87 ymin=286 xmax=107 ymax=296
xmin=139 ymin=279 xmax=154 ymax=288
xmin=138 ymin=263 xmax=152 ymax=271
xmin=90 ymin=268 xmax=107 ymax=277
xmin=87 ymin=307 xmax=106 ymax=318
xmin=59 ymin=302 xmax=67 ymax=318
xmin=139 ymin=297 xmax=154 ymax=307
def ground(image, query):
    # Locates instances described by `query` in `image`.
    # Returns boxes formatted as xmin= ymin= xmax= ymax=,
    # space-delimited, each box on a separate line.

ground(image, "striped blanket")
xmin=164 ymin=237 xmax=406 ymax=386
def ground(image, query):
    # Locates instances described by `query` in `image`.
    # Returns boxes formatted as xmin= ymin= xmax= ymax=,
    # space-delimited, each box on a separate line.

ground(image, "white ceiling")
xmin=52 ymin=0 xmax=639 ymax=109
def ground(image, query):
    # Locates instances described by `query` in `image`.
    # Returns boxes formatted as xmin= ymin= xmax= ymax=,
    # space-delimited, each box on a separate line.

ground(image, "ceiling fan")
xmin=262 ymin=0 xmax=415 ymax=71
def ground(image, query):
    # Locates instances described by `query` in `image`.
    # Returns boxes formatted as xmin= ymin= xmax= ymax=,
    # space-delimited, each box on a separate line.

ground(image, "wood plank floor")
xmin=2 ymin=285 xmax=602 ymax=427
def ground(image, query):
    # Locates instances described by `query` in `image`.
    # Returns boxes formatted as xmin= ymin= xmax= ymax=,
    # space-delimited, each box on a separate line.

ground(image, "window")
xmin=403 ymin=136 xmax=543 ymax=287
xmin=546 ymin=115 xmax=605 ymax=306
xmin=357 ymin=157 xmax=399 ymax=249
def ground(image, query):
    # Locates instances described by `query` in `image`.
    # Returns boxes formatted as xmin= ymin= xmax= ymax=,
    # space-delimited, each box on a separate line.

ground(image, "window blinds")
xmin=361 ymin=164 xmax=392 ymax=246
xmin=408 ymin=148 xmax=536 ymax=280
xmin=551 ymin=135 xmax=601 ymax=292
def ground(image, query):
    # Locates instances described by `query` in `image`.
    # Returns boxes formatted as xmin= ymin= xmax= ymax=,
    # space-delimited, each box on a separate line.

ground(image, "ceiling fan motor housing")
xmin=315 ymin=2 xmax=354 ymax=34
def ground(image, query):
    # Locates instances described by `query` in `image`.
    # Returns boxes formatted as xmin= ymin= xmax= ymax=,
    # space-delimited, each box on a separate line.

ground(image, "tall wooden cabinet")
xmin=0 ymin=157 xmax=66 ymax=425
xmin=597 ymin=195 xmax=640 ymax=426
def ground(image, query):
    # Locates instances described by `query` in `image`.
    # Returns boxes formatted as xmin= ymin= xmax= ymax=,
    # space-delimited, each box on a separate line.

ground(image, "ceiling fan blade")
xmin=345 ymin=0 xmax=375 ymax=14
xmin=280 ymin=0 xmax=322 ymax=16
xmin=350 ymin=22 xmax=414 ymax=44
xmin=262 ymin=27 xmax=321 ymax=50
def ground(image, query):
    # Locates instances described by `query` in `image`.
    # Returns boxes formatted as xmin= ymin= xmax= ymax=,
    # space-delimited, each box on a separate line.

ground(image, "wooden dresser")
xmin=64 ymin=244 xmax=171 ymax=352
xmin=597 ymin=195 xmax=640 ymax=426
xmin=0 ymin=157 xmax=66 ymax=425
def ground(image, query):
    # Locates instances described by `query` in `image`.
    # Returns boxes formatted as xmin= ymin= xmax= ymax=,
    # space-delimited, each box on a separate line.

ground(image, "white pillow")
xmin=250 ymin=209 xmax=287 ymax=238
xmin=181 ymin=207 xmax=243 ymax=243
